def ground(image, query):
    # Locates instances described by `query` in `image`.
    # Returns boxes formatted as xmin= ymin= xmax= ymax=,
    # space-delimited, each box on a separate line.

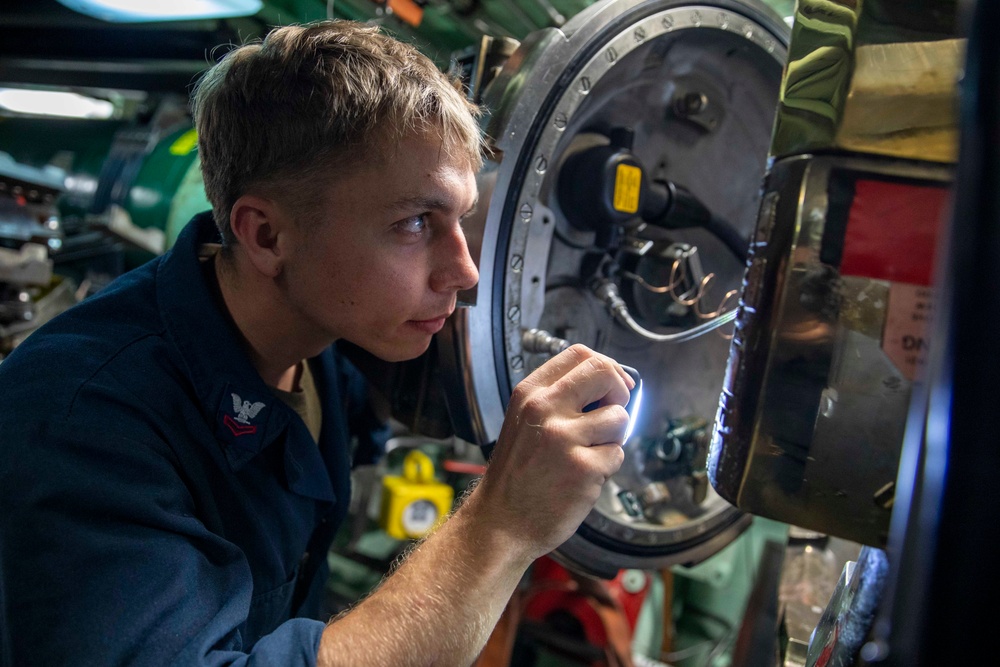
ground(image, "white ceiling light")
xmin=0 ymin=88 xmax=115 ymax=119
xmin=55 ymin=0 xmax=263 ymax=22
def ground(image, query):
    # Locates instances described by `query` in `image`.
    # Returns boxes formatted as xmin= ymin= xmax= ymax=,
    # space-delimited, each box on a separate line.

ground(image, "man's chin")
xmin=357 ymin=337 xmax=432 ymax=364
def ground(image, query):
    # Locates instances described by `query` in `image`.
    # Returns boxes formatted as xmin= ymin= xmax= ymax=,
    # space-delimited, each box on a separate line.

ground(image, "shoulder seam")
xmin=65 ymin=329 xmax=169 ymax=418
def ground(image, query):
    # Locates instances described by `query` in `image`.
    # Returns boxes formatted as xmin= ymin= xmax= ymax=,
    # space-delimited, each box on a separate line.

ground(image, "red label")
xmin=224 ymin=414 xmax=258 ymax=437
xmin=840 ymin=179 xmax=949 ymax=286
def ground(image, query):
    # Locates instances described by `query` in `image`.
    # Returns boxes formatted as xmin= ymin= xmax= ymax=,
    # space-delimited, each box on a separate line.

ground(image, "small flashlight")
xmin=621 ymin=365 xmax=643 ymax=443
xmin=583 ymin=365 xmax=643 ymax=444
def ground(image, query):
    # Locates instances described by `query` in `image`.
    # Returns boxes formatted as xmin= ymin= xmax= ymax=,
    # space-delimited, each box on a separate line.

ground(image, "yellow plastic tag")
xmin=613 ymin=163 xmax=642 ymax=214
xmin=169 ymin=129 xmax=198 ymax=156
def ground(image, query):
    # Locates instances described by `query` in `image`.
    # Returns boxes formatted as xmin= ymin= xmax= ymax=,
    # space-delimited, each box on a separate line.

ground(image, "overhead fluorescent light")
xmin=0 ymin=88 xmax=115 ymax=119
xmin=55 ymin=0 xmax=263 ymax=23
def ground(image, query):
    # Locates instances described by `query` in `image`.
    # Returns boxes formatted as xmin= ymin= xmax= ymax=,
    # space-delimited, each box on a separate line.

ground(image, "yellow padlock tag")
xmin=403 ymin=449 xmax=435 ymax=484
xmin=379 ymin=450 xmax=455 ymax=540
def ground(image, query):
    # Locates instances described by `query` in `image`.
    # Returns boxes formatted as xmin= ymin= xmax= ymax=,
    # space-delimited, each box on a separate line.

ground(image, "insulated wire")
xmin=616 ymin=303 xmax=737 ymax=343
xmin=596 ymin=280 xmax=737 ymax=344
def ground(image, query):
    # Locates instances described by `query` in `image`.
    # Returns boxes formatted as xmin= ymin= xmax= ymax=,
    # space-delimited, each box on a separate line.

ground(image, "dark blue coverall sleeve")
xmin=0 ymin=388 xmax=324 ymax=666
xmin=0 ymin=213 xmax=361 ymax=666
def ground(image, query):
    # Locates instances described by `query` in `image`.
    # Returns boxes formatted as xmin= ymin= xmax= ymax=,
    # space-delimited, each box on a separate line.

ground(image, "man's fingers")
xmin=520 ymin=344 xmax=635 ymax=392
xmin=556 ymin=356 xmax=632 ymax=412
xmin=579 ymin=404 xmax=631 ymax=448
xmin=518 ymin=344 xmax=595 ymax=388
xmin=579 ymin=440 xmax=626 ymax=480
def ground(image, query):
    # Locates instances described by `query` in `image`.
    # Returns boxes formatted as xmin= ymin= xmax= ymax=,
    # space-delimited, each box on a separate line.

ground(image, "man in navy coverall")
xmin=0 ymin=20 xmax=635 ymax=666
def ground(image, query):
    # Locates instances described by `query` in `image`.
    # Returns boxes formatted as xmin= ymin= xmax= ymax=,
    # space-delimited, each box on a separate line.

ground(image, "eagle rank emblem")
xmin=224 ymin=393 xmax=266 ymax=436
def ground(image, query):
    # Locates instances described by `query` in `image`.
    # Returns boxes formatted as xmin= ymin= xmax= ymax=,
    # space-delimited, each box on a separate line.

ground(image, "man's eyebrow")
xmin=384 ymin=193 xmax=480 ymax=216
xmin=384 ymin=194 xmax=449 ymax=213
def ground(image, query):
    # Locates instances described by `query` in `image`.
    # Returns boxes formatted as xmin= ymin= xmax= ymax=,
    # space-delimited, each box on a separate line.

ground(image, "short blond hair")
xmin=192 ymin=20 xmax=483 ymax=245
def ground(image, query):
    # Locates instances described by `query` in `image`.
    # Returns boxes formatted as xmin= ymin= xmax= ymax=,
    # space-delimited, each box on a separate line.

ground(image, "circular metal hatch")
xmin=442 ymin=0 xmax=788 ymax=577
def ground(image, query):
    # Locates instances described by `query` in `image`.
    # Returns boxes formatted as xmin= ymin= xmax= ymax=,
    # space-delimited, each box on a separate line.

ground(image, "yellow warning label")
xmin=613 ymin=163 xmax=642 ymax=214
xmin=169 ymin=128 xmax=198 ymax=156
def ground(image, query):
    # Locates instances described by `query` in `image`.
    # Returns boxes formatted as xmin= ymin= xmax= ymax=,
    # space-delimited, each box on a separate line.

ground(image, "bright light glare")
xmin=56 ymin=0 xmax=262 ymax=22
xmin=624 ymin=384 xmax=643 ymax=443
xmin=0 ymin=89 xmax=115 ymax=119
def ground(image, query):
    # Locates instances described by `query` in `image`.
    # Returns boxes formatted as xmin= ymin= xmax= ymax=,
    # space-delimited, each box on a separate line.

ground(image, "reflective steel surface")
xmin=711 ymin=154 xmax=952 ymax=547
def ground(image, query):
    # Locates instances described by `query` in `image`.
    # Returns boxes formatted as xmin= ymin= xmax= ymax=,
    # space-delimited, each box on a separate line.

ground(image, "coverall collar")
xmin=154 ymin=211 xmax=336 ymax=502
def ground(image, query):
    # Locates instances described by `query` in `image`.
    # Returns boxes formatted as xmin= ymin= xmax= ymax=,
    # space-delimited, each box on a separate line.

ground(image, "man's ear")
xmin=229 ymin=194 xmax=290 ymax=278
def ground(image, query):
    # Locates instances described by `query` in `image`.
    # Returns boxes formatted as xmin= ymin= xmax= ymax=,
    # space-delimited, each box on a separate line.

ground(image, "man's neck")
xmin=213 ymin=252 xmax=326 ymax=389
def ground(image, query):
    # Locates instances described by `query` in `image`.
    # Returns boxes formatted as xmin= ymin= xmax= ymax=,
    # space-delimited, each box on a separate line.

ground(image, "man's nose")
xmin=432 ymin=225 xmax=479 ymax=293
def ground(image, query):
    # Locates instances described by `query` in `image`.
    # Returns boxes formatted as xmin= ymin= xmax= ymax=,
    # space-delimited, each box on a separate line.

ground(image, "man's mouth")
xmin=407 ymin=313 xmax=451 ymax=334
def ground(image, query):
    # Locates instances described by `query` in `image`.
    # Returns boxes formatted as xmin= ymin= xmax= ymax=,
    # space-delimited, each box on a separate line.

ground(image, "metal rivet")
xmin=510 ymin=255 xmax=523 ymax=272
xmin=510 ymin=356 xmax=524 ymax=371
xmin=692 ymin=10 xmax=703 ymax=26
xmin=634 ymin=27 xmax=646 ymax=42
xmin=553 ymin=112 xmax=568 ymax=129
xmin=507 ymin=305 xmax=520 ymax=321
xmin=519 ymin=203 xmax=533 ymax=221
xmin=605 ymin=47 xmax=618 ymax=63
xmin=717 ymin=12 xmax=729 ymax=29
xmin=534 ymin=155 xmax=548 ymax=174
xmin=662 ymin=16 xmax=674 ymax=29
xmin=579 ymin=76 xmax=591 ymax=94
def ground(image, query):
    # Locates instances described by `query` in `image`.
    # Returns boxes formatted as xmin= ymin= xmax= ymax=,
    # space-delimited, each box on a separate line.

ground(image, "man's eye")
xmin=397 ymin=215 xmax=428 ymax=235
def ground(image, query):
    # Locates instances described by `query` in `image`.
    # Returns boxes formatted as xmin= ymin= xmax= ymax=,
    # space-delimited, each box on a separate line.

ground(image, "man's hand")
xmin=474 ymin=343 xmax=634 ymax=562
xmin=318 ymin=344 xmax=633 ymax=666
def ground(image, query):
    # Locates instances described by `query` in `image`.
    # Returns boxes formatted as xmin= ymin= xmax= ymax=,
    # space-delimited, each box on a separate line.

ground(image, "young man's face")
xmin=279 ymin=131 xmax=480 ymax=362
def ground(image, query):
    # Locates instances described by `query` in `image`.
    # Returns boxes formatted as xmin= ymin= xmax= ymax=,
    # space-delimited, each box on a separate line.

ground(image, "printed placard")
xmin=883 ymin=283 xmax=934 ymax=382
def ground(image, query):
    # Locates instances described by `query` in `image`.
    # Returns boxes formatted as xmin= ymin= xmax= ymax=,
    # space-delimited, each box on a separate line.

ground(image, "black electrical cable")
xmin=644 ymin=178 xmax=749 ymax=263
xmin=703 ymin=213 xmax=750 ymax=264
